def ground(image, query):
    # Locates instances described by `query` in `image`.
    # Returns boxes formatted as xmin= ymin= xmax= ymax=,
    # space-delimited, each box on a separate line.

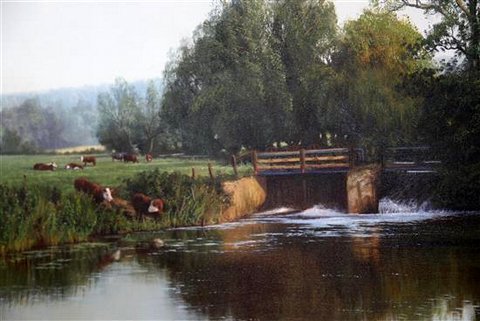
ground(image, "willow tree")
xmin=162 ymin=0 xmax=292 ymax=155
xmin=271 ymin=0 xmax=338 ymax=146
xmin=331 ymin=10 xmax=432 ymax=158
xmin=97 ymin=78 xmax=140 ymax=152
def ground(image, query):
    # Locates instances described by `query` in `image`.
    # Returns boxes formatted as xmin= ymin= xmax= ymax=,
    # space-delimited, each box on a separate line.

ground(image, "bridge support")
xmin=346 ymin=166 xmax=381 ymax=214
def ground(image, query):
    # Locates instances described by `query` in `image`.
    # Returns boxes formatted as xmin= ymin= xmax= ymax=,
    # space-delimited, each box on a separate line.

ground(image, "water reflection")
xmin=1 ymin=210 xmax=480 ymax=321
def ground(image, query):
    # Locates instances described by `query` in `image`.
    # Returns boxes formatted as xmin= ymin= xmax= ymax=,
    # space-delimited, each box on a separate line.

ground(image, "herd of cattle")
xmin=31 ymin=152 xmax=161 ymax=219
xmin=32 ymin=153 xmax=153 ymax=171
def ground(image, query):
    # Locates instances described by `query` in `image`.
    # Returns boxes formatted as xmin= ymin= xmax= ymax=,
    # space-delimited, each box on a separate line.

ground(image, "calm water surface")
xmin=1 ymin=200 xmax=480 ymax=320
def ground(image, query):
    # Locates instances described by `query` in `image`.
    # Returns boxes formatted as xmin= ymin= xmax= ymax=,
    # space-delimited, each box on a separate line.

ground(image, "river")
xmin=1 ymin=199 xmax=479 ymax=320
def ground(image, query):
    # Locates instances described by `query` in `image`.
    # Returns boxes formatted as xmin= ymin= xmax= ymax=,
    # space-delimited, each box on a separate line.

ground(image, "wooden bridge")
xmin=251 ymin=146 xmax=439 ymax=176
xmin=245 ymin=147 xmax=440 ymax=213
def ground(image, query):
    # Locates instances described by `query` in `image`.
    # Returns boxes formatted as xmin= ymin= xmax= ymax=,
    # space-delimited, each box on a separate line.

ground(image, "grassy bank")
xmin=0 ymin=154 xmax=253 ymax=254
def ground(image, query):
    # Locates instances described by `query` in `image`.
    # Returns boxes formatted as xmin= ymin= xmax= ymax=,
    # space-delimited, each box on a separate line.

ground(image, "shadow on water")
xmin=1 ymin=201 xmax=480 ymax=320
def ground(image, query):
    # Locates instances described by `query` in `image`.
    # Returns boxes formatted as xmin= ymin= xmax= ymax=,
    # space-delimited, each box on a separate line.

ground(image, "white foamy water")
xmin=243 ymin=199 xmax=461 ymax=237
xmin=172 ymin=199 xmax=462 ymax=238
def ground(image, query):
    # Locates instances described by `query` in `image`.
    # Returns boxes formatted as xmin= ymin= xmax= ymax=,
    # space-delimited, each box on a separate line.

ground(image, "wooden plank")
xmin=257 ymin=165 xmax=299 ymax=170
xmin=304 ymin=155 xmax=347 ymax=162
xmin=252 ymin=150 xmax=258 ymax=175
xmin=257 ymin=157 xmax=301 ymax=164
xmin=257 ymin=151 xmax=300 ymax=157
xmin=305 ymin=163 xmax=350 ymax=169
xmin=304 ymin=148 xmax=349 ymax=155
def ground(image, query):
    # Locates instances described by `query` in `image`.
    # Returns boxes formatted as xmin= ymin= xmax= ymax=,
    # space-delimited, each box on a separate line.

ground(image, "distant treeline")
xmin=0 ymin=98 xmax=97 ymax=153
xmin=0 ymin=80 xmax=158 ymax=154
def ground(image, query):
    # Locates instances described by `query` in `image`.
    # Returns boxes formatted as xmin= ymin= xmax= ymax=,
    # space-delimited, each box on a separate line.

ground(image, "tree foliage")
xmin=96 ymin=78 xmax=172 ymax=154
xmin=374 ymin=0 xmax=480 ymax=71
xmin=330 ymin=10 xmax=431 ymax=157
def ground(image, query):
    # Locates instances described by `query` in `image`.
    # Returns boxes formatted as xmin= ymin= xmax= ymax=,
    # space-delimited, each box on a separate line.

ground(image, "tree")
xmin=161 ymin=0 xmax=339 ymax=155
xmin=136 ymin=81 xmax=167 ymax=154
xmin=330 ymin=10 xmax=432 ymax=158
xmin=271 ymin=0 xmax=338 ymax=145
xmin=374 ymin=0 xmax=480 ymax=72
xmin=97 ymin=78 xmax=140 ymax=152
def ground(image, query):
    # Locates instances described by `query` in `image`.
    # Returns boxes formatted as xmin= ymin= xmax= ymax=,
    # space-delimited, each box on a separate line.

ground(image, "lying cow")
xmin=65 ymin=163 xmax=84 ymax=170
xmin=131 ymin=193 xmax=164 ymax=218
xmin=74 ymin=178 xmax=113 ymax=203
xmin=33 ymin=162 xmax=58 ymax=171
xmin=145 ymin=153 xmax=153 ymax=163
xmin=81 ymin=156 xmax=96 ymax=166
xmin=123 ymin=154 xmax=139 ymax=163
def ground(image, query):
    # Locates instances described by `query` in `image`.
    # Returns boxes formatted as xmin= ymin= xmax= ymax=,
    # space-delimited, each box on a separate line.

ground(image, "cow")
xmin=112 ymin=152 xmax=125 ymax=162
xmin=123 ymin=154 xmax=139 ymax=163
xmin=81 ymin=156 xmax=96 ymax=166
xmin=131 ymin=193 xmax=164 ymax=218
xmin=33 ymin=162 xmax=58 ymax=171
xmin=65 ymin=163 xmax=84 ymax=170
xmin=74 ymin=178 xmax=113 ymax=203
xmin=145 ymin=153 xmax=153 ymax=163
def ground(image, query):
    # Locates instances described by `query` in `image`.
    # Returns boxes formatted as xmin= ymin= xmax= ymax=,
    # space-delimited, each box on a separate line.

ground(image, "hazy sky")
xmin=1 ymin=0 xmax=434 ymax=95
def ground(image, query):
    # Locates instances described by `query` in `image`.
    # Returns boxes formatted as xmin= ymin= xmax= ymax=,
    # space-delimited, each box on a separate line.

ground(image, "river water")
xmin=1 ymin=199 xmax=480 ymax=320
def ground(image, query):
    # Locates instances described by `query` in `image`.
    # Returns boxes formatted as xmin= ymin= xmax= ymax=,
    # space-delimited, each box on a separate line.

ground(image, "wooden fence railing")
xmin=252 ymin=148 xmax=352 ymax=175
xmin=383 ymin=147 xmax=441 ymax=171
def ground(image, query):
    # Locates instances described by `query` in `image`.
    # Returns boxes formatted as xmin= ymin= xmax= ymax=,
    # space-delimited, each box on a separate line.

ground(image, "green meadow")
xmin=0 ymin=154 xmax=252 ymax=191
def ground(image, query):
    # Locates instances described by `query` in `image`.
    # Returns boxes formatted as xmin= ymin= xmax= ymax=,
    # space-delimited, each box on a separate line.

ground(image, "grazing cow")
xmin=123 ymin=154 xmax=139 ymax=163
xmin=81 ymin=156 xmax=96 ymax=166
xmin=131 ymin=193 xmax=164 ymax=218
xmin=145 ymin=153 xmax=153 ymax=162
xmin=33 ymin=162 xmax=58 ymax=171
xmin=112 ymin=152 xmax=125 ymax=161
xmin=65 ymin=163 xmax=84 ymax=170
xmin=74 ymin=178 xmax=113 ymax=203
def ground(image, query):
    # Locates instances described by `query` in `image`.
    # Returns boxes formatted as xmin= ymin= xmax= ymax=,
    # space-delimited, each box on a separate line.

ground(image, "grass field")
xmin=0 ymin=154 xmax=252 ymax=191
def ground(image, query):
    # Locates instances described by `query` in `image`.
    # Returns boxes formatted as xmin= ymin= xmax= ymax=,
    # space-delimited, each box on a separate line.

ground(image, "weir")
xmin=249 ymin=147 xmax=439 ymax=214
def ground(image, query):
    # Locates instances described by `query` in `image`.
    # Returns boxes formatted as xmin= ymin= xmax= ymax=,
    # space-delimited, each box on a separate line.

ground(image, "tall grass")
xmin=0 ymin=183 xmax=129 ymax=254
xmin=123 ymin=169 xmax=230 ymax=227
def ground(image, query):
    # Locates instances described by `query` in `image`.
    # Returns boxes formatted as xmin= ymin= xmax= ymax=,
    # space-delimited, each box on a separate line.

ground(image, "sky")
xmin=1 ymin=0 xmax=436 ymax=95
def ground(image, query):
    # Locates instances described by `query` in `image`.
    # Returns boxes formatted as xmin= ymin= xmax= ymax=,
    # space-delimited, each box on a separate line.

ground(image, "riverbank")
xmin=0 ymin=168 xmax=266 ymax=255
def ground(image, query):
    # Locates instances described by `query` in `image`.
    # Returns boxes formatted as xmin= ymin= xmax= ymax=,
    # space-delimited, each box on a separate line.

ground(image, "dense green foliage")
xmin=418 ymin=73 xmax=480 ymax=209
xmin=161 ymin=1 xmax=428 ymax=158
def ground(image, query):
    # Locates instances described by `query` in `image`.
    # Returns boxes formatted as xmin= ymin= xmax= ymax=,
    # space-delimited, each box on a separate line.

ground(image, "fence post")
xmin=231 ymin=154 xmax=238 ymax=178
xmin=208 ymin=163 xmax=214 ymax=181
xmin=300 ymin=149 xmax=306 ymax=174
xmin=252 ymin=150 xmax=258 ymax=175
xmin=191 ymin=167 xmax=196 ymax=179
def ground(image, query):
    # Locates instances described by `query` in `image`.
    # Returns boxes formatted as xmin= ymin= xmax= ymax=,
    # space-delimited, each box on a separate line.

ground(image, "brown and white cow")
xmin=33 ymin=162 xmax=58 ymax=171
xmin=145 ymin=153 xmax=153 ymax=163
xmin=123 ymin=154 xmax=138 ymax=163
xmin=65 ymin=163 xmax=84 ymax=170
xmin=74 ymin=178 xmax=113 ymax=203
xmin=131 ymin=193 xmax=164 ymax=218
xmin=81 ymin=156 xmax=96 ymax=166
